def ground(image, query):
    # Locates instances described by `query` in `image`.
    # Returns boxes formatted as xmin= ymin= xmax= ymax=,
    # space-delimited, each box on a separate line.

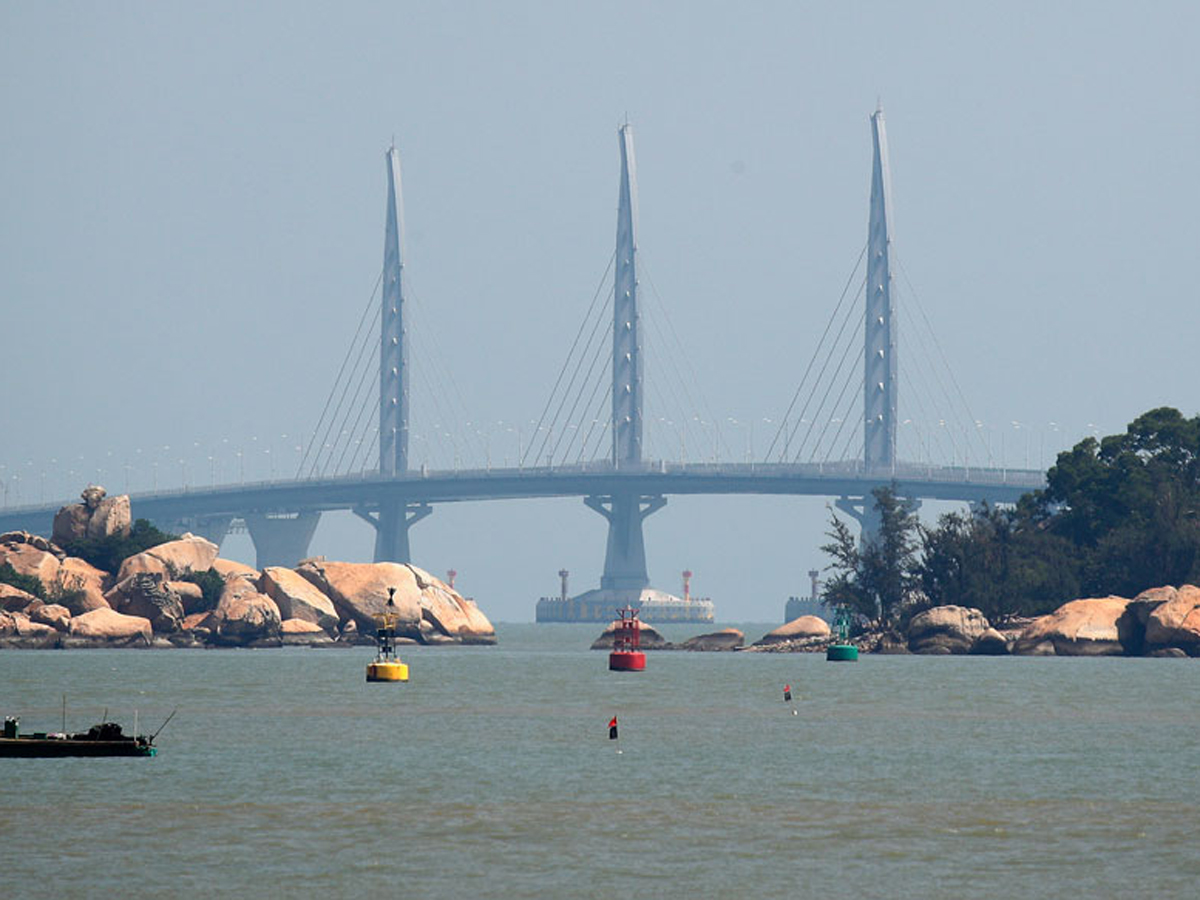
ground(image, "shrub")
xmin=179 ymin=568 xmax=225 ymax=613
xmin=0 ymin=562 xmax=46 ymax=599
xmin=62 ymin=519 xmax=180 ymax=575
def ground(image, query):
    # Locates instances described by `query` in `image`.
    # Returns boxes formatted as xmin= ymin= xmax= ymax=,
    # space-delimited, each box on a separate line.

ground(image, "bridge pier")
xmin=245 ymin=511 xmax=321 ymax=569
xmin=585 ymin=493 xmax=666 ymax=590
xmin=836 ymin=493 xmax=921 ymax=546
xmin=356 ymin=499 xmax=432 ymax=564
xmin=161 ymin=515 xmax=232 ymax=549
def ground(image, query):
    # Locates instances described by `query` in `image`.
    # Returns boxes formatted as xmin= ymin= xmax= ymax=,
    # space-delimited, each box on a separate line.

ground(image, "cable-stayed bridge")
xmin=0 ymin=111 xmax=1045 ymax=594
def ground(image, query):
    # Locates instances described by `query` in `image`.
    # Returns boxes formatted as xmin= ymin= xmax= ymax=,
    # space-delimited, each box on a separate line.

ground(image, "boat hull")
xmin=0 ymin=738 xmax=156 ymax=758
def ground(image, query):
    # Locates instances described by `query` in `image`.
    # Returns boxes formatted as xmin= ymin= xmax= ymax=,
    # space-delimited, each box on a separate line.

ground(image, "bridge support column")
xmin=161 ymin=515 xmax=232 ymax=550
xmin=585 ymin=493 xmax=666 ymax=590
xmin=836 ymin=494 xmax=921 ymax=547
xmin=356 ymin=500 xmax=432 ymax=564
xmin=245 ymin=511 xmax=321 ymax=569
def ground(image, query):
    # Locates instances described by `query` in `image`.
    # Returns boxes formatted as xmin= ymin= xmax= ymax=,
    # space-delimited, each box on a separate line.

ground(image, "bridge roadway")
xmin=0 ymin=460 xmax=1046 ymax=538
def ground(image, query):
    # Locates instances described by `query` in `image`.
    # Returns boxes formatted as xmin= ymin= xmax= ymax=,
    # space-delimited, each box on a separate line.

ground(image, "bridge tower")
xmin=585 ymin=123 xmax=665 ymax=590
xmin=841 ymin=107 xmax=902 ymax=542
xmin=863 ymin=106 xmax=897 ymax=471
xmin=363 ymin=144 xmax=430 ymax=562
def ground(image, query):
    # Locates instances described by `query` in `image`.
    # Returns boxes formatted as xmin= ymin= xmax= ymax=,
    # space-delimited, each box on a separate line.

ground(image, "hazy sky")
xmin=3 ymin=2 xmax=1198 ymax=621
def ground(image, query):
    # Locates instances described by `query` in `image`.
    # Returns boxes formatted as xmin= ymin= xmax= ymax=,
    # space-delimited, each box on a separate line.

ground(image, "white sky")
xmin=3 ymin=2 xmax=1198 ymax=621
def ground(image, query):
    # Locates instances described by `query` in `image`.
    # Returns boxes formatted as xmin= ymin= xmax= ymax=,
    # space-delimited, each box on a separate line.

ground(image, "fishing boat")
xmin=1 ymin=716 xmax=160 ymax=758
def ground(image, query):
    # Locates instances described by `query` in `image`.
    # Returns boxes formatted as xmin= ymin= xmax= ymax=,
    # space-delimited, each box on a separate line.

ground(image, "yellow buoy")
xmin=367 ymin=586 xmax=408 ymax=683
xmin=366 ymin=660 xmax=409 ymax=682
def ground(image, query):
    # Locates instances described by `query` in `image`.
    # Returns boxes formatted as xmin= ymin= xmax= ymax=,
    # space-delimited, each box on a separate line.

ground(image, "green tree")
xmin=821 ymin=484 xmax=921 ymax=628
xmin=1042 ymin=407 xmax=1200 ymax=595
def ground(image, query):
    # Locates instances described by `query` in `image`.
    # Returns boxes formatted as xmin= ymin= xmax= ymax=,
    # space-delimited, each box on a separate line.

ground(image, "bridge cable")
xmin=532 ymin=283 xmax=614 ymax=467
xmin=797 ymin=303 xmax=865 ymax=462
xmin=640 ymin=256 xmax=728 ymax=463
xmin=522 ymin=251 xmax=617 ymax=467
xmin=895 ymin=253 xmax=990 ymax=466
xmin=547 ymin=311 xmax=615 ymax=466
xmin=310 ymin=283 xmax=382 ymax=477
xmin=765 ymin=243 xmax=868 ymax=462
xmin=786 ymin=272 xmax=867 ymax=462
xmin=297 ymin=270 xmax=383 ymax=478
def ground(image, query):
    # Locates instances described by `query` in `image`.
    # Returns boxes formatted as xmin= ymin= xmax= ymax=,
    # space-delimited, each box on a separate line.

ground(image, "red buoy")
xmin=609 ymin=605 xmax=647 ymax=671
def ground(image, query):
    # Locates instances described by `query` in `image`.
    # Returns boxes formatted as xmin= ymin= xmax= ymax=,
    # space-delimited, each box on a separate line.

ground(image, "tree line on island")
xmin=823 ymin=407 xmax=1200 ymax=633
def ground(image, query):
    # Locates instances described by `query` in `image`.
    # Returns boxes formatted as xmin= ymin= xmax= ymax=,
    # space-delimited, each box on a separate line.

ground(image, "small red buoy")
xmin=609 ymin=605 xmax=646 ymax=671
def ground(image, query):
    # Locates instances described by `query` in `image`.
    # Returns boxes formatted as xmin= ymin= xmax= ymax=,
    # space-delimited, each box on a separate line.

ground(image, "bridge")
xmin=0 ymin=110 xmax=1045 ymax=595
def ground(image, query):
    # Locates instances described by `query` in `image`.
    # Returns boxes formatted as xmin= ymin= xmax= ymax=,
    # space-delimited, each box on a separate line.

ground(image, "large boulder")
xmin=1144 ymin=584 xmax=1200 ymax=655
xmin=1013 ymin=597 xmax=1132 ymax=656
xmin=258 ymin=567 xmax=340 ymax=632
xmin=52 ymin=486 xmax=132 ymax=545
xmin=970 ymin=627 xmax=1010 ymax=655
xmin=212 ymin=557 xmax=259 ymax=581
xmin=0 ymin=583 xmax=40 ymax=612
xmin=68 ymin=607 xmax=152 ymax=644
xmin=907 ymin=605 xmax=991 ymax=654
xmin=86 ymin=494 xmax=132 ymax=540
xmin=116 ymin=534 xmax=219 ymax=582
xmin=52 ymin=503 xmax=92 ymax=546
xmin=680 ymin=628 xmax=744 ymax=651
xmin=281 ymin=617 xmax=334 ymax=645
xmin=0 ymin=541 xmax=60 ymax=591
xmin=210 ymin=578 xmax=282 ymax=646
xmin=756 ymin=615 xmax=831 ymax=646
xmin=106 ymin=572 xmax=185 ymax=633
xmin=296 ymin=560 xmax=423 ymax=636
xmin=590 ymin=619 xmax=668 ymax=649
xmin=55 ymin=557 xmax=111 ymax=615
xmin=29 ymin=602 xmax=71 ymax=632
xmin=167 ymin=581 xmax=206 ymax=615
xmin=404 ymin=565 xmax=495 ymax=644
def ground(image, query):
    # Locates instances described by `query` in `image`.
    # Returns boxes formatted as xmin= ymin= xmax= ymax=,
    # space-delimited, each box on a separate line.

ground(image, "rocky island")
xmin=0 ymin=488 xmax=495 ymax=649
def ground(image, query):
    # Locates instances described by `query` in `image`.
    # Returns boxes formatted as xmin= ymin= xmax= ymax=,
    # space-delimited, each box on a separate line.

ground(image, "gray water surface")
xmin=2 ymin=624 xmax=1197 ymax=898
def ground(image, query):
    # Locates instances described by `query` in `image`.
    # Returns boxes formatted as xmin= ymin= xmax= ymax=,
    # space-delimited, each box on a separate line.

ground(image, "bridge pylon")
xmin=367 ymin=143 xmax=428 ymax=563
xmin=584 ymin=123 xmax=665 ymax=592
xmin=864 ymin=106 xmax=897 ymax=471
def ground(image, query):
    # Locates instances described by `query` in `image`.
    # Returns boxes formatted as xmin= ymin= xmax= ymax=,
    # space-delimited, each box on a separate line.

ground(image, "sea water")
xmin=1 ymin=624 xmax=1197 ymax=899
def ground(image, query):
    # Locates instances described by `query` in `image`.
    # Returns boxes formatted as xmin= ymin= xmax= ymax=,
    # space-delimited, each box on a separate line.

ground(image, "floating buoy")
xmin=826 ymin=605 xmax=859 ymax=661
xmin=367 ymin=587 xmax=409 ymax=682
xmin=608 ymin=606 xmax=646 ymax=671
xmin=826 ymin=644 xmax=859 ymax=662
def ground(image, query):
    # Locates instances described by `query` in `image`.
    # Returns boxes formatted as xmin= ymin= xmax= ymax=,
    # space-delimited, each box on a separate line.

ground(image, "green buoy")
xmin=826 ymin=605 xmax=858 ymax=662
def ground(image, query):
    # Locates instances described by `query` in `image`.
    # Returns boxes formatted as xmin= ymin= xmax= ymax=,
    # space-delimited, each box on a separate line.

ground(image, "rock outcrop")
xmin=0 ymin=541 xmax=61 ymax=591
xmin=294 ymin=559 xmax=493 ymax=643
xmin=209 ymin=577 xmax=282 ymax=646
xmin=907 ymin=605 xmax=991 ymax=654
xmin=1013 ymin=597 xmax=1132 ymax=656
xmin=52 ymin=486 xmax=132 ymax=545
xmin=56 ymin=557 xmax=111 ymax=614
xmin=590 ymin=620 xmax=668 ymax=649
xmin=68 ymin=607 xmax=152 ymax=644
xmin=680 ymin=628 xmax=744 ymax=651
xmin=116 ymin=534 xmax=219 ymax=582
xmin=1143 ymin=584 xmax=1200 ymax=655
xmin=281 ymin=617 xmax=334 ymax=645
xmin=1 ymin=583 xmax=40 ymax=612
xmin=755 ymin=616 xmax=831 ymax=646
xmin=259 ymin=566 xmax=339 ymax=632
xmin=107 ymin=572 xmax=186 ymax=633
